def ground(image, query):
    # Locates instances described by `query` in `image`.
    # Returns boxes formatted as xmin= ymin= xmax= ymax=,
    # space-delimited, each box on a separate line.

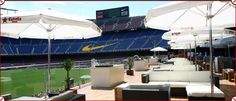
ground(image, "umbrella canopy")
xmin=1 ymin=9 xmax=102 ymax=96
xmin=163 ymin=28 xmax=233 ymax=47
xmin=212 ymin=35 xmax=235 ymax=48
xmin=162 ymin=28 xmax=225 ymax=41
xmin=150 ymin=47 xmax=167 ymax=51
xmin=168 ymin=40 xmax=204 ymax=49
xmin=145 ymin=1 xmax=234 ymax=30
xmin=145 ymin=1 xmax=234 ymax=96
xmin=1 ymin=9 xmax=102 ymax=39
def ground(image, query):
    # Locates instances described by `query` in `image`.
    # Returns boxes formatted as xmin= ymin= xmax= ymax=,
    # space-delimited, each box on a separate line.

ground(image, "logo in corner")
xmin=0 ymin=0 xmax=5 ymax=5
xmin=2 ymin=17 xmax=7 ymax=23
xmin=2 ymin=17 xmax=22 ymax=23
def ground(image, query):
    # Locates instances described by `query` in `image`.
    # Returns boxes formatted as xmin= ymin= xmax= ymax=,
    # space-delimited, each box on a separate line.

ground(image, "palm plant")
xmin=128 ymin=57 xmax=134 ymax=70
xmin=62 ymin=59 xmax=74 ymax=90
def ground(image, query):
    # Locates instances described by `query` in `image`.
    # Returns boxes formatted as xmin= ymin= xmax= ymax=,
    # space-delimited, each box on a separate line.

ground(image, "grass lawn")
xmin=1 ymin=68 xmax=90 ymax=98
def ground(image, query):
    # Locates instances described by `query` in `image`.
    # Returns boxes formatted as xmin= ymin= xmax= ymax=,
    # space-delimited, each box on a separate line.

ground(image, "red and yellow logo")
xmin=2 ymin=17 xmax=22 ymax=23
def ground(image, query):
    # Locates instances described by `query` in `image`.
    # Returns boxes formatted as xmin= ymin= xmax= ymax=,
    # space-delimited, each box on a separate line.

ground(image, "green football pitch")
xmin=0 ymin=68 xmax=90 ymax=98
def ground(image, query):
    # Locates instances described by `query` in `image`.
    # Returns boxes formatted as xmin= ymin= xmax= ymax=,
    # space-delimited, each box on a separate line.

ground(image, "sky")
xmin=2 ymin=1 xmax=169 ymax=19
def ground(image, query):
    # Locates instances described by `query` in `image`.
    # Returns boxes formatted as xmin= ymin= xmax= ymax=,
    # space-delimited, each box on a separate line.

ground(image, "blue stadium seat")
xmin=33 ymin=45 xmax=47 ymax=55
xmin=67 ymin=43 xmax=83 ymax=53
xmin=10 ymin=45 xmax=18 ymax=55
xmin=1 ymin=28 xmax=168 ymax=55
xmin=1 ymin=46 xmax=7 ymax=55
xmin=3 ymin=45 xmax=13 ymax=55
xmin=20 ymin=38 xmax=32 ymax=45
xmin=114 ymin=39 xmax=132 ymax=51
xmin=101 ymin=40 xmax=118 ymax=52
xmin=51 ymin=44 xmax=59 ymax=54
xmin=129 ymin=37 xmax=147 ymax=50
xmin=89 ymin=41 xmax=107 ymax=53
xmin=56 ymin=44 xmax=70 ymax=54
xmin=18 ymin=45 xmax=33 ymax=55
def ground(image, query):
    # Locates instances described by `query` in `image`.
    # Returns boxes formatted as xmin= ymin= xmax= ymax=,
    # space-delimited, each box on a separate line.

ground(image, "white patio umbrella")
xmin=150 ymin=47 xmax=167 ymax=58
xmin=150 ymin=46 xmax=167 ymax=51
xmin=212 ymin=35 xmax=235 ymax=48
xmin=1 ymin=9 xmax=102 ymax=97
xmin=162 ymin=27 xmax=225 ymax=40
xmin=145 ymin=1 xmax=234 ymax=96
xmin=164 ymin=28 xmax=228 ymax=70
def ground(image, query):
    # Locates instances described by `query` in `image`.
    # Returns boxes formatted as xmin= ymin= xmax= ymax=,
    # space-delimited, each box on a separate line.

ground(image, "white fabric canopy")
xmin=212 ymin=35 xmax=235 ymax=48
xmin=150 ymin=47 xmax=167 ymax=51
xmin=145 ymin=1 xmax=235 ymax=95
xmin=1 ymin=9 xmax=102 ymax=39
xmin=162 ymin=27 xmax=225 ymax=40
xmin=145 ymin=1 xmax=234 ymax=30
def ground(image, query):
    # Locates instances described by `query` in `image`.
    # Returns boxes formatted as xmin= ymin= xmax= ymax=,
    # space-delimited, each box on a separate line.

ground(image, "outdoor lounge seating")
xmin=115 ymin=83 xmax=170 ymax=100
xmin=153 ymin=65 xmax=196 ymax=71
xmin=143 ymin=71 xmax=220 ymax=97
xmin=12 ymin=90 xmax=85 ymax=101
xmin=49 ymin=90 xmax=85 ymax=101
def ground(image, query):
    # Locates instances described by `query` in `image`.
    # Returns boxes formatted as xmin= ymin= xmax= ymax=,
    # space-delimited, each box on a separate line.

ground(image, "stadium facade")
xmin=1 ymin=7 xmax=169 ymax=67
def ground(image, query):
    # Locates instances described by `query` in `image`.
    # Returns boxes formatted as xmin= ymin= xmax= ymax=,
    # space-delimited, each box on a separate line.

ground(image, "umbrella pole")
xmin=227 ymin=44 xmax=230 ymax=57
xmin=207 ymin=3 xmax=214 ymax=97
xmin=183 ymin=48 xmax=185 ymax=58
xmin=190 ymin=44 xmax=191 ymax=61
xmin=194 ymin=35 xmax=197 ymax=71
xmin=154 ymin=51 xmax=156 ymax=58
xmin=47 ymin=29 xmax=52 ymax=95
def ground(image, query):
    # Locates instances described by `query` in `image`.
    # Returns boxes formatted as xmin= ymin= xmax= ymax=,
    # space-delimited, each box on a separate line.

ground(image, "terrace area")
xmin=74 ymin=58 xmax=235 ymax=100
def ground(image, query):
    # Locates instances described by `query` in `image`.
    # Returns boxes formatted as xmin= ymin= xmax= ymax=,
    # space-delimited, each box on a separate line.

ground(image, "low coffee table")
xmin=122 ymin=84 xmax=171 ymax=100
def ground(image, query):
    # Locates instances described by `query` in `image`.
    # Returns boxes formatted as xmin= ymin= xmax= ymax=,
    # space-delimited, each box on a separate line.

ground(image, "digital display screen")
xmin=96 ymin=6 xmax=129 ymax=19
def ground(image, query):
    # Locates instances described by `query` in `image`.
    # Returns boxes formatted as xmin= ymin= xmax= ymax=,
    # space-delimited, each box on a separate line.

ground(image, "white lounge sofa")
xmin=145 ymin=71 xmax=220 ymax=96
xmin=148 ymin=71 xmax=211 ymax=87
xmin=154 ymin=65 xmax=196 ymax=71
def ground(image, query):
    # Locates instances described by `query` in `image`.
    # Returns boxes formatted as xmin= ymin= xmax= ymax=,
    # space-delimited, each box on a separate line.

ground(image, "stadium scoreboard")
xmin=96 ymin=6 xmax=129 ymax=20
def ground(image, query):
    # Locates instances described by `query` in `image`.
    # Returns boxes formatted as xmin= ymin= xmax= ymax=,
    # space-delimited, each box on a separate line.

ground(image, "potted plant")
xmin=62 ymin=59 xmax=74 ymax=90
xmin=126 ymin=57 xmax=134 ymax=76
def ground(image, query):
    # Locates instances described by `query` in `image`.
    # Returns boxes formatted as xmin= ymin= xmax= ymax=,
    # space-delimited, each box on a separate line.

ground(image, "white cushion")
xmin=186 ymin=85 xmax=224 ymax=98
xmin=172 ymin=65 xmax=196 ymax=71
xmin=129 ymin=84 xmax=163 ymax=89
xmin=188 ymin=82 xmax=211 ymax=86
xmin=149 ymin=71 xmax=169 ymax=82
xmin=148 ymin=82 xmax=169 ymax=85
xmin=188 ymin=71 xmax=211 ymax=82
xmin=153 ymin=68 xmax=171 ymax=71
xmin=169 ymin=82 xmax=190 ymax=88
xmin=160 ymin=64 xmax=173 ymax=68
xmin=168 ymin=71 xmax=189 ymax=82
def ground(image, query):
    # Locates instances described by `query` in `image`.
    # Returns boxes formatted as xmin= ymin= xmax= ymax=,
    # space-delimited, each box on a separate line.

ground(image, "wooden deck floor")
xmin=77 ymin=69 xmax=235 ymax=100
